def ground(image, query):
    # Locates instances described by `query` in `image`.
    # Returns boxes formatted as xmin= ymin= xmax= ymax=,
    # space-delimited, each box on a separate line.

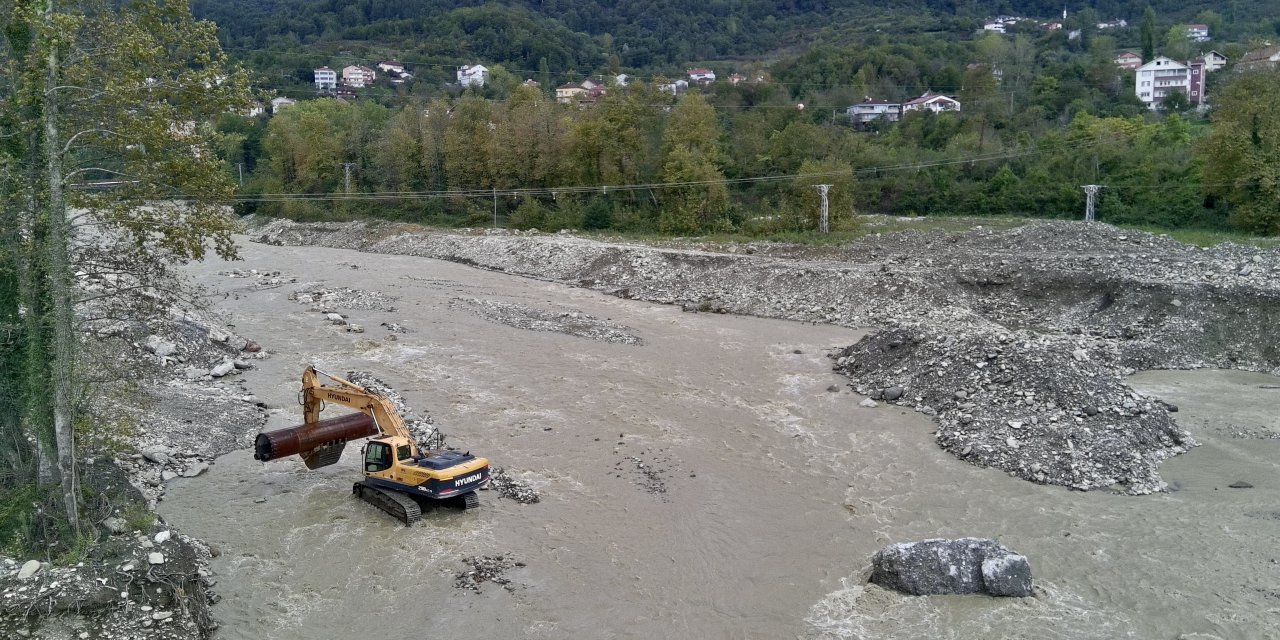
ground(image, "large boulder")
xmin=870 ymin=538 xmax=1032 ymax=597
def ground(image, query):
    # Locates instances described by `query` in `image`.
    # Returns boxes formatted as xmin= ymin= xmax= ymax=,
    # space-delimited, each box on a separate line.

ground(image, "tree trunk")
xmin=42 ymin=0 xmax=79 ymax=535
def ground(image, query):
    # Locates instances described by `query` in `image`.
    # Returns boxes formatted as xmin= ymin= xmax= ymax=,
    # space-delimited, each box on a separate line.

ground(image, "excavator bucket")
xmin=254 ymin=412 xmax=379 ymax=467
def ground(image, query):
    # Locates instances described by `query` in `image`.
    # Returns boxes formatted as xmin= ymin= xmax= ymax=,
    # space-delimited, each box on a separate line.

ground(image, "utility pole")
xmin=492 ymin=186 xmax=498 ymax=228
xmin=342 ymin=162 xmax=354 ymax=194
xmin=1082 ymin=184 xmax=1101 ymax=222
xmin=813 ymin=184 xmax=832 ymax=234
xmin=236 ymin=162 xmax=244 ymax=186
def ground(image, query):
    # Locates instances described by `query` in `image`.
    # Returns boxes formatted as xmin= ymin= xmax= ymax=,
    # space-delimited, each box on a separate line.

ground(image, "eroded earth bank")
xmin=145 ymin=219 xmax=1280 ymax=639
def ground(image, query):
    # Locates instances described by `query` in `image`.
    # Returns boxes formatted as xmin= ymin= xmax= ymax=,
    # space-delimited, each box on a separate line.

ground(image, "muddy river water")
xmin=160 ymin=239 xmax=1280 ymax=640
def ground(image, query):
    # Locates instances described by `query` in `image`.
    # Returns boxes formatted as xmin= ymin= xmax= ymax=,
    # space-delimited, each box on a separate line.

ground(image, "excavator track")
xmin=460 ymin=492 xmax=480 ymax=510
xmin=353 ymin=481 xmax=421 ymax=526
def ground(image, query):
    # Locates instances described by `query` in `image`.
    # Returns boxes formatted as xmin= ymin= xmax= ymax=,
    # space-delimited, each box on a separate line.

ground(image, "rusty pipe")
xmin=254 ymin=412 xmax=378 ymax=462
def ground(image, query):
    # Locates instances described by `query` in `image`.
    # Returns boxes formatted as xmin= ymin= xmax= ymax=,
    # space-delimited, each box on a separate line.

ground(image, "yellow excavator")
xmin=253 ymin=366 xmax=490 ymax=524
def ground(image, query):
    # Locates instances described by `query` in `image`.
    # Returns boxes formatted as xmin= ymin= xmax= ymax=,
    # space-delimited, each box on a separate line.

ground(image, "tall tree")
xmin=2 ymin=0 xmax=248 ymax=540
xmin=1141 ymin=7 xmax=1157 ymax=62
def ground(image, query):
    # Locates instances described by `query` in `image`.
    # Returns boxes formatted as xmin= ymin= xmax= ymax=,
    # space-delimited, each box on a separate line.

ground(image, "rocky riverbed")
xmin=252 ymin=217 xmax=1280 ymax=494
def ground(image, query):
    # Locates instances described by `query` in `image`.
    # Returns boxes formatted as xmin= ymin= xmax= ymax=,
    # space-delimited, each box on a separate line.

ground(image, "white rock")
xmin=325 ymin=313 xmax=346 ymax=324
xmin=1006 ymin=436 xmax=1020 ymax=449
xmin=17 ymin=560 xmax=41 ymax=580
xmin=181 ymin=462 xmax=209 ymax=478
xmin=859 ymin=398 xmax=879 ymax=408
xmin=153 ymin=530 xmax=171 ymax=544
xmin=148 ymin=552 xmax=165 ymax=565
xmin=210 ymin=360 xmax=236 ymax=377
xmin=1072 ymin=349 xmax=1088 ymax=362
xmin=144 ymin=335 xmax=177 ymax=357
xmin=152 ymin=611 xmax=173 ymax=621
xmin=102 ymin=516 xmax=128 ymax=535
xmin=161 ymin=470 xmax=178 ymax=481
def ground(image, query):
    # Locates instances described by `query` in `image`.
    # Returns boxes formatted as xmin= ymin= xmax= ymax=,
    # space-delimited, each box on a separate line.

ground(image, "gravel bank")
xmin=252 ymin=218 xmax=1280 ymax=493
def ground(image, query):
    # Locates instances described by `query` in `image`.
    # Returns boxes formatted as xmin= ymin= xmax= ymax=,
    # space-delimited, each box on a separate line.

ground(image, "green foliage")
xmin=1198 ymin=72 xmax=1280 ymax=235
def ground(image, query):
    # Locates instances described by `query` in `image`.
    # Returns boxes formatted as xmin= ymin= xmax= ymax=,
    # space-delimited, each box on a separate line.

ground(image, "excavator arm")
xmin=255 ymin=366 xmax=419 ymax=468
xmin=301 ymin=366 xmax=419 ymax=455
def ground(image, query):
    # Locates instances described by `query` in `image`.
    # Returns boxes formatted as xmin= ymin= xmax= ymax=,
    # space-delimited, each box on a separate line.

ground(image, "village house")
xmin=377 ymin=61 xmax=405 ymax=75
xmin=1237 ymin=44 xmax=1280 ymax=72
xmin=1096 ymin=19 xmax=1127 ymax=30
xmin=983 ymin=22 xmax=1006 ymax=34
xmin=1198 ymin=51 xmax=1228 ymax=72
xmin=313 ymin=66 xmax=337 ymax=92
xmin=270 ymin=97 xmax=296 ymax=113
xmin=1044 ymin=21 xmax=1062 ymax=31
xmin=1186 ymin=24 xmax=1210 ymax=42
xmin=457 ymin=64 xmax=488 ymax=87
xmin=902 ymin=91 xmax=961 ymax=113
xmin=728 ymin=73 xmax=746 ymax=85
xmin=613 ymin=74 xmax=630 ymax=87
xmin=341 ymin=65 xmax=376 ymax=88
xmin=846 ymin=98 xmax=902 ymax=123
xmin=1115 ymin=51 xmax=1143 ymax=70
xmin=659 ymin=79 xmax=690 ymax=95
xmin=377 ymin=61 xmax=412 ymax=84
xmin=522 ymin=79 xmax=540 ymax=88
xmin=1134 ymin=56 xmax=1206 ymax=109
xmin=555 ymin=80 xmax=606 ymax=104
xmin=687 ymin=68 xmax=715 ymax=84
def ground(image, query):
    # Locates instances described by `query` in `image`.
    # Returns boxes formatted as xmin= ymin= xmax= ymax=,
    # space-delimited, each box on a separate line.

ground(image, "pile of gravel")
xmin=452 ymin=298 xmax=643 ymax=345
xmin=488 ymin=468 xmax=541 ymax=504
xmin=291 ymin=285 xmax=398 ymax=312
xmin=343 ymin=371 xmax=440 ymax=448
xmin=835 ymin=327 xmax=1193 ymax=494
xmin=453 ymin=555 xmax=523 ymax=593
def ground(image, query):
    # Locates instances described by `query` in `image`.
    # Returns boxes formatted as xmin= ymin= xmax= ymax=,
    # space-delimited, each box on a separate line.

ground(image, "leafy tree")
xmin=1164 ymin=25 xmax=1192 ymax=62
xmin=1141 ymin=7 xmax=1157 ymax=62
xmin=1 ymin=0 xmax=248 ymax=544
xmin=1198 ymin=72 xmax=1280 ymax=234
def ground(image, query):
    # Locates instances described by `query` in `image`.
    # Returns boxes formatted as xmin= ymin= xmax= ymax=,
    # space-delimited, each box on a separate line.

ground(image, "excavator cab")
xmin=363 ymin=441 xmax=392 ymax=473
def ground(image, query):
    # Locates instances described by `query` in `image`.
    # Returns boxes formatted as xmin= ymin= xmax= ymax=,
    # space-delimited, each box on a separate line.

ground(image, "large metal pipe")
xmin=254 ymin=412 xmax=378 ymax=463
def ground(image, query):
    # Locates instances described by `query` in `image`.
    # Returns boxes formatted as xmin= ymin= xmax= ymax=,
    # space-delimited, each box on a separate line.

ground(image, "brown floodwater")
xmin=160 ymin=239 xmax=1280 ymax=640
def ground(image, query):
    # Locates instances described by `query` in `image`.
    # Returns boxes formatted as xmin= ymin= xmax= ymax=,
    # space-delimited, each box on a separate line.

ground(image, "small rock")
xmin=232 ymin=359 xmax=251 ymax=370
xmin=147 ymin=552 xmax=165 ymax=565
xmin=347 ymin=324 xmax=365 ymax=333
xmin=210 ymin=360 xmax=235 ymax=377
xmin=1227 ymin=481 xmax=1253 ymax=489
xmin=182 ymin=462 xmax=209 ymax=478
xmin=1072 ymin=348 xmax=1089 ymax=362
xmin=326 ymin=313 xmax=346 ymax=324
xmin=161 ymin=470 xmax=178 ymax=481
xmin=253 ymin=497 xmax=267 ymax=504
xmin=152 ymin=611 xmax=173 ymax=621
xmin=859 ymin=398 xmax=879 ymax=408
xmin=882 ymin=386 xmax=904 ymax=401
xmin=17 ymin=559 xmax=41 ymax=580
xmin=242 ymin=340 xmax=262 ymax=353
xmin=102 ymin=517 xmax=128 ymax=535
xmin=827 ymin=385 xmax=840 ymax=392
xmin=154 ymin=530 xmax=171 ymax=544
xmin=144 ymin=335 xmax=177 ymax=358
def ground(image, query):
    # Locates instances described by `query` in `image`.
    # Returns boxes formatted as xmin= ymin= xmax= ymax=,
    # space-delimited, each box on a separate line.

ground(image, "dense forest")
xmin=199 ymin=1 xmax=1280 ymax=235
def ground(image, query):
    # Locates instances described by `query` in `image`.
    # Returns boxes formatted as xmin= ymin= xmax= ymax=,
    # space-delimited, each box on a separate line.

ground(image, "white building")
xmin=846 ymin=98 xmax=902 ymax=123
xmin=457 ymin=64 xmax=488 ymax=87
xmin=983 ymin=22 xmax=1006 ymax=34
xmin=1134 ymin=56 xmax=1206 ymax=109
xmin=270 ymin=96 xmax=296 ymax=113
xmin=314 ymin=67 xmax=337 ymax=92
xmin=687 ymin=68 xmax=716 ymax=84
xmin=341 ymin=65 xmax=376 ymax=88
xmin=1186 ymin=24 xmax=1210 ymax=42
xmin=902 ymin=92 xmax=961 ymax=113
